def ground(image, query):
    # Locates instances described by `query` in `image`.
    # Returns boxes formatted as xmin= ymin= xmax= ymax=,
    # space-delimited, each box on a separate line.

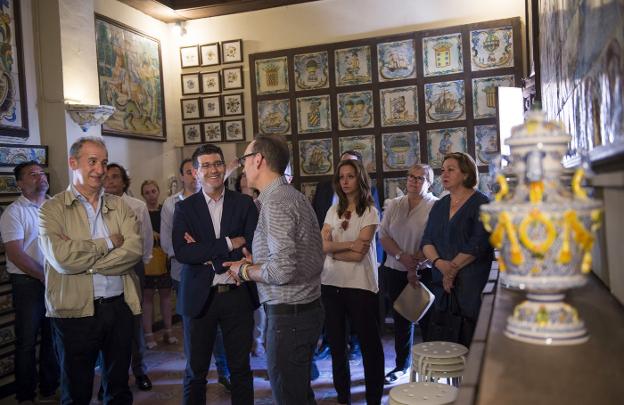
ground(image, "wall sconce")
xmin=65 ymin=103 xmax=116 ymax=132
xmin=173 ymin=20 xmax=187 ymax=36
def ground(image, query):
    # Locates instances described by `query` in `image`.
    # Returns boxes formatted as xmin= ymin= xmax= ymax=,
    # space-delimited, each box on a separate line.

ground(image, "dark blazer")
xmin=312 ymin=179 xmax=334 ymax=230
xmin=172 ymin=189 xmax=259 ymax=317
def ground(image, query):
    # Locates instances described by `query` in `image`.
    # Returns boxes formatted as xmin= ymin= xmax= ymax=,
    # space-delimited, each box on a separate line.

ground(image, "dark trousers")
xmin=380 ymin=266 xmax=413 ymax=371
xmin=131 ymin=262 xmax=147 ymax=377
xmin=182 ymin=286 xmax=254 ymax=405
xmin=10 ymin=274 xmax=59 ymax=402
xmin=321 ymin=285 xmax=384 ymax=405
xmin=51 ymin=295 xmax=134 ymax=405
xmin=265 ymin=300 xmax=323 ymax=405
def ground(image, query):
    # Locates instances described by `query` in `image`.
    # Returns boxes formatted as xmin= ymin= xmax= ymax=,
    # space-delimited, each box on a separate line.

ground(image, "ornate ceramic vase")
xmin=480 ymin=110 xmax=602 ymax=345
xmin=65 ymin=104 xmax=116 ymax=132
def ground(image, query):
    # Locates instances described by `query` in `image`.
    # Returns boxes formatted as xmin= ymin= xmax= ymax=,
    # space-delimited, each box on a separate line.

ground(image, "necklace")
xmin=451 ymin=192 xmax=470 ymax=208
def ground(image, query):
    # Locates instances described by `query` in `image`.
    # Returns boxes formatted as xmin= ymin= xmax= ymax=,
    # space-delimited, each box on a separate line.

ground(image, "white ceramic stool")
xmin=410 ymin=341 xmax=468 ymax=385
xmin=389 ymin=382 xmax=458 ymax=405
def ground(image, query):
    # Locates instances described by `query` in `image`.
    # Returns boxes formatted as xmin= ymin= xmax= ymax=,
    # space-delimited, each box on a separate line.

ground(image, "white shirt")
xmin=121 ymin=193 xmax=153 ymax=264
xmin=201 ymin=188 xmax=234 ymax=285
xmin=0 ymin=196 xmax=45 ymax=275
xmin=379 ymin=193 xmax=438 ymax=271
xmin=321 ymin=205 xmax=380 ymax=293
xmin=160 ymin=191 xmax=185 ymax=281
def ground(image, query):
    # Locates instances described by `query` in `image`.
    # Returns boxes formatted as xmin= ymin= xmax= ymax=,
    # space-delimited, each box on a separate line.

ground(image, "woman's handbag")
xmin=144 ymin=246 xmax=168 ymax=276
xmin=427 ymin=289 xmax=464 ymax=343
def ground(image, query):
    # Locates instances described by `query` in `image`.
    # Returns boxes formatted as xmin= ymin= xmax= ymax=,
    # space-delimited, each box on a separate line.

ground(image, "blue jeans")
xmin=10 ymin=274 xmax=59 ymax=402
xmin=265 ymin=301 xmax=324 ymax=405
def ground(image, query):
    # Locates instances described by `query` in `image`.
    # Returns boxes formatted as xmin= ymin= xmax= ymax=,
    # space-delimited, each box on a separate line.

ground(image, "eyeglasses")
xmin=199 ymin=161 xmax=225 ymax=170
xmin=340 ymin=210 xmax=352 ymax=231
xmin=407 ymin=174 xmax=426 ymax=182
xmin=237 ymin=152 xmax=259 ymax=166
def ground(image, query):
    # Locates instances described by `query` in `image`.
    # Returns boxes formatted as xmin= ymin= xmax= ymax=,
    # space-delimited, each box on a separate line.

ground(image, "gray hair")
xmin=409 ymin=163 xmax=434 ymax=185
xmin=69 ymin=136 xmax=107 ymax=159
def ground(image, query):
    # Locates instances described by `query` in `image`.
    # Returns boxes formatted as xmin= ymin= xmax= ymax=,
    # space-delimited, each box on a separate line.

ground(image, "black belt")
xmin=212 ymin=284 xmax=238 ymax=293
xmin=264 ymin=298 xmax=320 ymax=316
xmin=94 ymin=294 xmax=124 ymax=305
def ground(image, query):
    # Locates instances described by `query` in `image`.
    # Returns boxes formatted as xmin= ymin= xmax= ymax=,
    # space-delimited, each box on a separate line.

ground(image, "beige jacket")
xmin=38 ymin=188 xmax=143 ymax=318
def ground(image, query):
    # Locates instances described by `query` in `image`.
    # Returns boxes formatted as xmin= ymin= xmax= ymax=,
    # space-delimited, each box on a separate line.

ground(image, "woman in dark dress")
xmin=420 ymin=152 xmax=493 ymax=347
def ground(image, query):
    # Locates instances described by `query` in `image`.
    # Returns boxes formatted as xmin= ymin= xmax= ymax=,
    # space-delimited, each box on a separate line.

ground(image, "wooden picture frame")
xmin=0 ymin=0 xmax=29 ymax=139
xmin=182 ymin=123 xmax=202 ymax=145
xmin=222 ymin=93 xmax=244 ymax=116
xmin=201 ymin=96 xmax=222 ymax=118
xmin=200 ymin=71 xmax=221 ymax=94
xmin=0 ymin=173 xmax=19 ymax=196
xmin=200 ymin=42 xmax=220 ymax=66
xmin=95 ymin=14 xmax=166 ymax=141
xmin=0 ymin=144 xmax=48 ymax=166
xmin=221 ymin=39 xmax=243 ymax=64
xmin=181 ymin=73 xmax=201 ymax=96
xmin=180 ymin=98 xmax=201 ymax=120
xmin=180 ymin=45 xmax=200 ymax=68
xmin=223 ymin=119 xmax=246 ymax=141
xmin=222 ymin=66 xmax=244 ymax=90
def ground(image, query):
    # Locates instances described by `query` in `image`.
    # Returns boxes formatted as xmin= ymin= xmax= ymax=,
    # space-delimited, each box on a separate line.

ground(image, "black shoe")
xmin=218 ymin=376 xmax=232 ymax=392
xmin=97 ymin=385 xmax=104 ymax=401
xmin=384 ymin=368 xmax=408 ymax=384
xmin=348 ymin=342 xmax=361 ymax=360
xmin=314 ymin=344 xmax=330 ymax=360
xmin=135 ymin=374 xmax=152 ymax=391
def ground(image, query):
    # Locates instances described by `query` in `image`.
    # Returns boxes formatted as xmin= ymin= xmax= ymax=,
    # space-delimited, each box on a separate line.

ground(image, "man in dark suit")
xmin=173 ymin=143 xmax=259 ymax=405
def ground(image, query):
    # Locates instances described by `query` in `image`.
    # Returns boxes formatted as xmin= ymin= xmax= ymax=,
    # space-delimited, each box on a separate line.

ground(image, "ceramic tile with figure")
xmin=0 ymin=0 xmax=25 ymax=131
xmin=258 ymin=99 xmax=291 ymax=135
xmin=423 ymin=33 xmax=463 ymax=77
xmin=335 ymin=46 xmax=372 ymax=86
xmin=384 ymin=177 xmax=407 ymax=201
xmin=337 ymin=91 xmax=374 ymax=130
xmin=377 ymin=39 xmax=416 ymax=82
xmin=300 ymin=182 xmax=318 ymax=203
xmin=470 ymin=26 xmax=514 ymax=71
xmin=255 ymin=56 xmax=289 ymax=95
xmin=380 ymin=85 xmax=418 ymax=127
xmin=475 ymin=125 xmax=500 ymax=166
xmin=425 ymin=80 xmax=466 ymax=123
xmin=294 ymin=51 xmax=329 ymax=91
xmin=382 ymin=132 xmax=420 ymax=171
xmin=426 ymin=127 xmax=467 ymax=167
xmin=472 ymin=75 xmax=515 ymax=118
xmin=339 ymin=135 xmax=376 ymax=172
xmin=430 ymin=175 xmax=445 ymax=197
xmin=296 ymin=95 xmax=331 ymax=134
xmin=299 ymin=138 xmax=333 ymax=176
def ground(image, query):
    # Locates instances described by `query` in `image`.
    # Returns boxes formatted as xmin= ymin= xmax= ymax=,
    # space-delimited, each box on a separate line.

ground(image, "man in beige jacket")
xmin=38 ymin=137 xmax=143 ymax=405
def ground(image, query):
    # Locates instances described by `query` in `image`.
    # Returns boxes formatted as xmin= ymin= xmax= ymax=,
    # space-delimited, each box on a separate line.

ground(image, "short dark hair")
xmin=107 ymin=163 xmax=130 ymax=192
xmin=69 ymin=136 xmax=106 ymax=159
xmin=340 ymin=149 xmax=363 ymax=161
xmin=251 ymin=134 xmax=289 ymax=175
xmin=179 ymin=158 xmax=193 ymax=175
xmin=191 ymin=144 xmax=224 ymax=169
xmin=443 ymin=152 xmax=478 ymax=189
xmin=14 ymin=161 xmax=42 ymax=181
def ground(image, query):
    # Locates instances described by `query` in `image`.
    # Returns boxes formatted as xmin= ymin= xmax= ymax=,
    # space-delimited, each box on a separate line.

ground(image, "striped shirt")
xmin=253 ymin=176 xmax=323 ymax=305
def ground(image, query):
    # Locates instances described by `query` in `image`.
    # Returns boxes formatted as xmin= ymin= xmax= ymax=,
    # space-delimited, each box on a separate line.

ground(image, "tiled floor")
xmin=4 ymin=321 xmax=422 ymax=404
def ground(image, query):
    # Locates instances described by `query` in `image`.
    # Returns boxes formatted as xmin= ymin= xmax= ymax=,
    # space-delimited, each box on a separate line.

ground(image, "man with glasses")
xmin=225 ymin=135 xmax=324 ymax=405
xmin=172 ymin=143 xmax=259 ymax=405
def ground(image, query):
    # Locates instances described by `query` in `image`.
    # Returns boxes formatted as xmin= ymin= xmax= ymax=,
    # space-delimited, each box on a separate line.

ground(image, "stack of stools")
xmin=389 ymin=382 xmax=458 ymax=405
xmin=410 ymin=341 xmax=468 ymax=386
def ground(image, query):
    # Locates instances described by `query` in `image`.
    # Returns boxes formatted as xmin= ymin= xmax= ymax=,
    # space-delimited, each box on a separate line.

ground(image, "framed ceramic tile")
xmin=339 ymin=135 xmax=376 ymax=173
xmin=300 ymin=182 xmax=318 ymax=203
xmin=380 ymin=86 xmax=418 ymax=127
xmin=224 ymin=119 xmax=246 ymax=141
xmin=286 ymin=141 xmax=294 ymax=166
xmin=200 ymin=43 xmax=220 ymax=66
xmin=222 ymin=93 xmax=244 ymax=116
xmin=424 ymin=80 xmax=466 ymax=123
xmin=337 ymin=91 xmax=374 ymax=130
xmin=0 ymin=144 xmax=48 ymax=166
xmin=478 ymin=173 xmax=496 ymax=198
xmin=203 ymin=121 xmax=223 ymax=143
xmin=0 ymin=173 xmax=19 ymax=195
xmin=299 ymin=138 xmax=333 ymax=176
xmin=255 ymin=56 xmax=289 ymax=95
xmin=423 ymin=33 xmax=463 ymax=77
xmin=294 ymin=51 xmax=329 ymax=91
xmin=426 ymin=127 xmax=468 ymax=167
xmin=335 ymin=46 xmax=372 ymax=86
xmin=180 ymin=45 xmax=200 ymax=68
xmin=180 ymin=98 xmax=201 ymax=120
xmin=430 ymin=175 xmax=445 ymax=197
xmin=181 ymin=73 xmax=201 ymax=96
xmin=382 ymin=132 xmax=420 ymax=171
xmin=470 ymin=26 xmax=514 ymax=71
xmin=384 ymin=177 xmax=407 ymax=200
xmin=222 ymin=66 xmax=244 ymax=90
xmin=377 ymin=39 xmax=416 ymax=82
xmin=475 ymin=125 xmax=500 ymax=166
xmin=296 ymin=95 xmax=331 ymax=134
xmin=472 ymin=75 xmax=515 ymax=119
xmin=201 ymin=72 xmax=221 ymax=94
xmin=221 ymin=39 xmax=243 ymax=64
xmin=258 ymin=99 xmax=291 ymax=135
xmin=201 ymin=96 xmax=221 ymax=118
xmin=182 ymin=123 xmax=202 ymax=145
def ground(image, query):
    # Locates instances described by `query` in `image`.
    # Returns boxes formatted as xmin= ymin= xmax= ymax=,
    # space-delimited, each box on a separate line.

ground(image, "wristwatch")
xmin=394 ymin=251 xmax=404 ymax=260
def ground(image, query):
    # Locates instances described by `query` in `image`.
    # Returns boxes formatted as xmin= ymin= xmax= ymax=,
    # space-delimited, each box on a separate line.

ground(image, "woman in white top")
xmin=379 ymin=164 xmax=438 ymax=384
xmin=321 ymin=159 xmax=383 ymax=405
